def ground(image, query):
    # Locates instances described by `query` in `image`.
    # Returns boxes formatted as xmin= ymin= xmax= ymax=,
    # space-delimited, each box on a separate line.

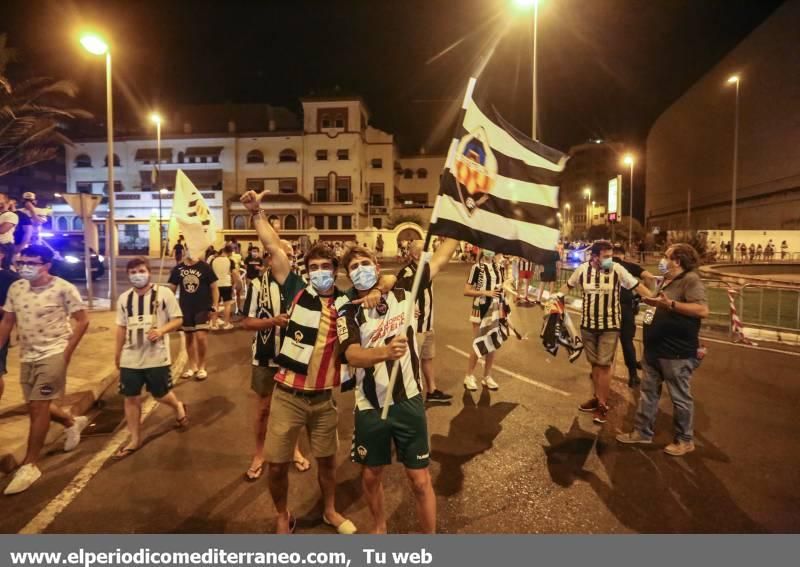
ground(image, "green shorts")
xmin=251 ymin=365 xmax=278 ymax=397
xmin=119 ymin=366 xmax=173 ymax=398
xmin=351 ymin=395 xmax=430 ymax=470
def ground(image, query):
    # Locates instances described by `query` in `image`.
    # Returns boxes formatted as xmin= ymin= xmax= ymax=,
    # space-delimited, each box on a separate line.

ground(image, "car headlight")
xmin=64 ymin=255 xmax=81 ymax=264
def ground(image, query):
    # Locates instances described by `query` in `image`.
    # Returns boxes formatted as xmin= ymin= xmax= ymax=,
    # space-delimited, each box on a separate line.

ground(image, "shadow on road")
xmin=430 ymin=389 xmax=518 ymax=497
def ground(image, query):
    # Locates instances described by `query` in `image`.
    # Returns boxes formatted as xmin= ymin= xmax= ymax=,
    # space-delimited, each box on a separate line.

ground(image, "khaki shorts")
xmin=416 ymin=330 xmax=436 ymax=360
xmin=264 ymin=385 xmax=338 ymax=463
xmin=580 ymin=330 xmax=619 ymax=367
xmin=21 ymin=354 xmax=67 ymax=402
xmin=251 ymin=365 xmax=278 ymax=397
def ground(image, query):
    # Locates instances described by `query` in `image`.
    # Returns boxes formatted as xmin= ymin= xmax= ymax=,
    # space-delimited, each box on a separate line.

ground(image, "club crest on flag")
xmin=454 ymin=127 xmax=498 ymax=215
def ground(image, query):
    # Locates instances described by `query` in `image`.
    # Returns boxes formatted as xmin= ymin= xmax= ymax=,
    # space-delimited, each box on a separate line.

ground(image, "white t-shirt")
xmin=0 ymin=211 xmax=18 ymax=244
xmin=211 ymin=255 xmax=235 ymax=287
xmin=4 ymin=276 xmax=86 ymax=362
xmin=116 ymin=285 xmax=183 ymax=369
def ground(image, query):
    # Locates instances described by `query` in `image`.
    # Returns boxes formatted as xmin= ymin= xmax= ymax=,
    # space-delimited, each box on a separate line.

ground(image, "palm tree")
xmin=0 ymin=34 xmax=91 ymax=178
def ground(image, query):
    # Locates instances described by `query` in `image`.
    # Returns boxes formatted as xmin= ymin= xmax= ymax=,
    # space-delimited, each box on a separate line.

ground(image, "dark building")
xmin=646 ymin=0 xmax=800 ymax=232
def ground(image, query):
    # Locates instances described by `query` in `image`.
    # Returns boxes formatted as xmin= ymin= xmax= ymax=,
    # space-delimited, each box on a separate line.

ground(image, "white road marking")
xmin=696 ymin=334 xmax=800 ymax=357
xmin=19 ymin=349 xmax=188 ymax=534
xmin=446 ymin=344 xmax=571 ymax=397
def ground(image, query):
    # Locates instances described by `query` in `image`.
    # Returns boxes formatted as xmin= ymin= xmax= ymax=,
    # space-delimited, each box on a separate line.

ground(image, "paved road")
xmin=2 ymin=263 xmax=799 ymax=533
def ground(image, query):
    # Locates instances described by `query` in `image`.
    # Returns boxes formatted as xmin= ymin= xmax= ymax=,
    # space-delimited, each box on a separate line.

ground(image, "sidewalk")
xmin=0 ymin=308 xmax=120 ymax=475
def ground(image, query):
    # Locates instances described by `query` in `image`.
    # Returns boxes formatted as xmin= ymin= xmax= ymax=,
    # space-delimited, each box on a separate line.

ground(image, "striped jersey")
xmin=395 ymin=262 xmax=433 ymax=332
xmin=116 ymin=285 xmax=183 ymax=369
xmin=517 ymin=258 xmax=534 ymax=272
xmin=468 ymin=260 xmax=504 ymax=292
xmin=243 ymin=270 xmax=287 ymax=367
xmin=567 ymin=261 xmax=639 ymax=331
xmin=338 ymin=289 xmax=421 ymax=411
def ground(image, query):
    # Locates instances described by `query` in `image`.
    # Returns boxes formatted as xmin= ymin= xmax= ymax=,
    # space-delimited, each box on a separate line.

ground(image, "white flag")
xmin=168 ymin=169 xmax=217 ymax=258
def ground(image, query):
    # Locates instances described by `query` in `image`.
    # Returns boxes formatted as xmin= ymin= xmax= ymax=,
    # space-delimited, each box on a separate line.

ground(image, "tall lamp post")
xmin=727 ymin=74 xmax=741 ymax=260
xmin=583 ymin=187 xmax=591 ymax=232
xmin=150 ymin=113 xmax=164 ymax=255
xmin=80 ymin=33 xmax=117 ymax=305
xmin=512 ymin=0 xmax=541 ymax=140
xmin=564 ymin=202 xmax=571 ymax=239
xmin=623 ymin=154 xmax=635 ymax=244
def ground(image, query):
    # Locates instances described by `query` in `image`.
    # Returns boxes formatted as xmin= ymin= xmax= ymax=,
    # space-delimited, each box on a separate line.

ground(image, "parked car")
xmin=39 ymin=232 xmax=106 ymax=282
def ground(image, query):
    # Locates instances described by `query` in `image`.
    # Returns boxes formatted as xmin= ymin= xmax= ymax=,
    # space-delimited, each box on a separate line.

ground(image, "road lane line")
xmin=19 ymin=349 xmax=188 ymax=534
xmin=446 ymin=344 xmax=571 ymax=397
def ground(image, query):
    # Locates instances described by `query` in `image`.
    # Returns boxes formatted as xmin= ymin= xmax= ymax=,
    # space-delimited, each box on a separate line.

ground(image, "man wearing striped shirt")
xmin=560 ymin=240 xmax=653 ymax=424
xmin=395 ymin=240 xmax=452 ymax=403
xmin=338 ymin=239 xmax=457 ymax=534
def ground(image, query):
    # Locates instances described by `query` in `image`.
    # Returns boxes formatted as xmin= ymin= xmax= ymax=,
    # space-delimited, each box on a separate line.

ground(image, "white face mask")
xmin=658 ymin=258 xmax=669 ymax=274
xmin=129 ymin=273 xmax=150 ymax=288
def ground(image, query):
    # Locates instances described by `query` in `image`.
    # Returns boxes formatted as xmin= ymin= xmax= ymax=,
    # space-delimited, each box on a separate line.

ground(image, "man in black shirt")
xmin=168 ymin=255 xmax=219 ymax=381
xmin=612 ymin=245 xmax=655 ymax=387
xmin=617 ymin=243 xmax=708 ymax=457
xmin=245 ymin=247 xmax=265 ymax=282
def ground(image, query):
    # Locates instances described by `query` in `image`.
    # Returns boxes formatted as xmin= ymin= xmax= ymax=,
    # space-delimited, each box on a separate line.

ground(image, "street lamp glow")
xmin=565 ymin=202 xmax=571 ymax=210
xmin=623 ymin=154 xmax=634 ymax=166
xmin=150 ymin=113 xmax=163 ymax=125
xmin=727 ymin=74 xmax=740 ymax=85
xmin=80 ymin=33 xmax=108 ymax=55
xmin=512 ymin=0 xmax=539 ymax=9
xmin=583 ymin=187 xmax=591 ymax=198
xmin=159 ymin=188 xmax=169 ymax=195
xmin=54 ymin=192 xmax=62 ymax=198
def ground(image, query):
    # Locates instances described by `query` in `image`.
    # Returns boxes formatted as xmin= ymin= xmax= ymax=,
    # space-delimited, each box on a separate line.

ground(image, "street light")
xmin=150 ymin=113 xmax=164 ymax=255
xmin=727 ymin=74 xmax=741 ymax=262
xmin=622 ymin=153 xmax=635 ymax=244
xmin=80 ymin=31 xmax=117 ymax=306
xmin=512 ymin=0 xmax=541 ymax=139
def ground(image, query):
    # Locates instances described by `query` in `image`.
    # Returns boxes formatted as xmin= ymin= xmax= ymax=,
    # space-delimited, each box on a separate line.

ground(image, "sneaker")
xmin=592 ymin=404 xmax=609 ymax=424
xmin=221 ymin=323 xmax=234 ymax=331
xmin=3 ymin=464 xmax=42 ymax=495
xmin=426 ymin=389 xmax=453 ymax=403
xmin=195 ymin=369 xmax=208 ymax=381
xmin=64 ymin=416 xmax=89 ymax=452
xmin=616 ymin=431 xmax=653 ymax=445
xmin=578 ymin=397 xmax=599 ymax=413
xmin=664 ymin=440 xmax=695 ymax=456
xmin=464 ymin=374 xmax=478 ymax=391
xmin=482 ymin=376 xmax=499 ymax=390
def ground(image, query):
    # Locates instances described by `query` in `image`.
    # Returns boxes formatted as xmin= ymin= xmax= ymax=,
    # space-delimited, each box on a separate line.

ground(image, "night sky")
xmin=0 ymin=0 xmax=786 ymax=155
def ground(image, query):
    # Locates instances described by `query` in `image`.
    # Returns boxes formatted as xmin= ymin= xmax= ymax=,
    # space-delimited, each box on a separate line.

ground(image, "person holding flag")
xmin=337 ymin=238 xmax=458 ymax=533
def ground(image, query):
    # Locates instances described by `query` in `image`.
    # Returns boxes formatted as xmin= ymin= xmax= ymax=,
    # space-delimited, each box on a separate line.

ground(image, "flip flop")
xmin=180 ymin=369 xmax=196 ymax=379
xmin=175 ymin=403 xmax=189 ymax=428
xmin=293 ymin=457 xmax=311 ymax=473
xmin=112 ymin=446 xmax=138 ymax=461
xmin=323 ymin=515 xmax=358 ymax=535
xmin=195 ymin=369 xmax=208 ymax=381
xmin=245 ymin=462 xmax=263 ymax=482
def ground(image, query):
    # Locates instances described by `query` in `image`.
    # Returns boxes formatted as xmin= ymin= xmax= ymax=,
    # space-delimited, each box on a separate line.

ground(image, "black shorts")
xmin=219 ymin=286 xmax=233 ymax=302
xmin=119 ymin=366 xmax=173 ymax=398
xmin=541 ymin=263 xmax=557 ymax=282
xmin=181 ymin=309 xmax=210 ymax=332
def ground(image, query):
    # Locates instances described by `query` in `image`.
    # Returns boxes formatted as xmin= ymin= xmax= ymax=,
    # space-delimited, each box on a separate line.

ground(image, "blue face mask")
xmin=658 ymin=258 xmax=670 ymax=274
xmin=309 ymin=269 xmax=334 ymax=292
xmin=350 ymin=265 xmax=378 ymax=291
xmin=601 ymin=257 xmax=614 ymax=271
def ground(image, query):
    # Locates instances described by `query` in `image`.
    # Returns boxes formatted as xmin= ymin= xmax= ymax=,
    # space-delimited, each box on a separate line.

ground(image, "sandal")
xmin=293 ymin=456 xmax=311 ymax=473
xmin=195 ymin=369 xmax=208 ymax=381
xmin=323 ymin=515 xmax=358 ymax=535
xmin=180 ymin=369 xmax=196 ymax=379
xmin=245 ymin=461 xmax=264 ymax=481
xmin=112 ymin=445 xmax=138 ymax=460
xmin=175 ymin=403 xmax=189 ymax=428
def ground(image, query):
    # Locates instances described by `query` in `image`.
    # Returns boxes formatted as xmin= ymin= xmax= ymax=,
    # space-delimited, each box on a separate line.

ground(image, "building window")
xmin=335 ymin=177 xmax=351 ymax=202
xmin=318 ymin=107 xmax=348 ymax=131
xmin=314 ymin=215 xmax=325 ymax=229
xmin=57 ymin=217 xmax=69 ymax=231
xmin=189 ymin=156 xmax=196 ymax=163
xmin=246 ymin=179 xmax=265 ymax=192
xmin=279 ymin=178 xmax=298 ymax=194
xmin=104 ymin=154 xmax=121 ymax=167
xmin=314 ymin=177 xmax=329 ymax=202
xmin=335 ymin=114 xmax=345 ymax=129
xmin=316 ymin=149 xmax=328 ymax=161
xmin=246 ymin=150 xmax=264 ymax=163
xmin=403 ymin=168 xmax=413 ymax=179
xmin=284 ymin=215 xmax=298 ymax=230
xmin=328 ymin=215 xmax=338 ymax=230
xmin=373 ymin=218 xmax=382 ymax=229
xmin=75 ymin=154 xmax=92 ymax=168
xmin=342 ymin=216 xmax=352 ymax=230
xmin=177 ymin=152 xmax=185 ymax=163
xmin=200 ymin=156 xmax=208 ymax=163
xmin=337 ymin=149 xmax=349 ymax=161
xmin=321 ymin=118 xmax=331 ymax=128
xmin=417 ymin=168 xmax=428 ymax=179
xmin=369 ymin=183 xmax=385 ymax=207
xmin=76 ymin=182 xmax=93 ymax=194
xmin=73 ymin=217 xmax=83 ymax=230
xmin=279 ymin=149 xmax=297 ymax=162
xmin=232 ymin=215 xmax=247 ymax=230
xmin=371 ymin=158 xmax=383 ymax=169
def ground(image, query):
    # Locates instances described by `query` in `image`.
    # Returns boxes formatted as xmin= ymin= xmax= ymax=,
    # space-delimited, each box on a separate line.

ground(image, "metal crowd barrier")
xmin=736 ymin=283 xmax=800 ymax=334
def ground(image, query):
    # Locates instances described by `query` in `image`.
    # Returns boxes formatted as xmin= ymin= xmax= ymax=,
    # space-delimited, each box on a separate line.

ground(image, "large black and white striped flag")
xmin=429 ymin=77 xmax=567 ymax=264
